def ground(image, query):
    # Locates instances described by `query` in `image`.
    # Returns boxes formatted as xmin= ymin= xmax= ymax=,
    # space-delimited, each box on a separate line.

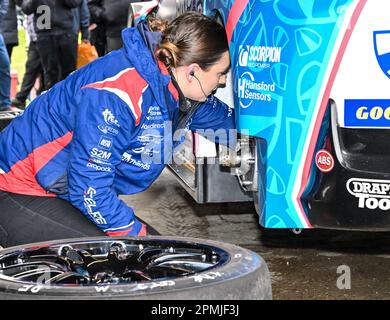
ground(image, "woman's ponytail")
xmin=155 ymin=42 xmax=179 ymax=68
xmin=147 ymin=16 xmax=169 ymax=33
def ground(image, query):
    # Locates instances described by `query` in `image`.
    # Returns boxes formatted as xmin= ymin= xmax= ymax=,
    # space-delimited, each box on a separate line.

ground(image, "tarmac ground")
xmin=121 ymin=169 xmax=390 ymax=300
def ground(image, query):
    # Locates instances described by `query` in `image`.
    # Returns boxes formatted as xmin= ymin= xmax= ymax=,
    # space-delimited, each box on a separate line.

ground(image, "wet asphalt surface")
xmin=121 ymin=169 xmax=390 ymax=300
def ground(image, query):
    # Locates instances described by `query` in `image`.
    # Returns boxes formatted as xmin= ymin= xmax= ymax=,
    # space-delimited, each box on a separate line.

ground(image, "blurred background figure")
xmin=0 ymin=0 xmax=20 ymax=61
xmin=21 ymin=0 xmax=82 ymax=90
xmin=88 ymin=0 xmax=141 ymax=54
xmin=11 ymin=13 xmax=43 ymax=109
xmin=87 ymin=0 xmax=106 ymax=56
xmin=0 ymin=0 xmax=11 ymax=111
xmin=73 ymin=0 xmax=90 ymax=45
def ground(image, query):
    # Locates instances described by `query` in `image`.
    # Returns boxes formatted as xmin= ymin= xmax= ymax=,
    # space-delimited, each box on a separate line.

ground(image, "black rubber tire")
xmin=0 ymin=110 xmax=23 ymax=131
xmin=0 ymin=236 xmax=272 ymax=300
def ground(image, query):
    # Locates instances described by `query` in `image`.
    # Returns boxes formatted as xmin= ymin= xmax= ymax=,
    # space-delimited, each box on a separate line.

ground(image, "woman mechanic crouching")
xmin=0 ymin=12 xmax=234 ymax=247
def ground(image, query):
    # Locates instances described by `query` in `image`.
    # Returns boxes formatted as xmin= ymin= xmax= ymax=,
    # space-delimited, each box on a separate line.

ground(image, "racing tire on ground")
xmin=0 ymin=110 xmax=23 ymax=131
xmin=0 ymin=236 xmax=272 ymax=300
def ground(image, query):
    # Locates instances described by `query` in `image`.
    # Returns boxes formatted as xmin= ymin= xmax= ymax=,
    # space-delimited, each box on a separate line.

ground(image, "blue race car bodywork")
xmin=134 ymin=0 xmax=390 ymax=231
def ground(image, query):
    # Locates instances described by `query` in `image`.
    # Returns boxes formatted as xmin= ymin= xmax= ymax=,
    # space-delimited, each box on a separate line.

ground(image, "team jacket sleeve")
xmin=67 ymin=90 xmax=144 ymax=236
xmin=189 ymin=96 xmax=236 ymax=149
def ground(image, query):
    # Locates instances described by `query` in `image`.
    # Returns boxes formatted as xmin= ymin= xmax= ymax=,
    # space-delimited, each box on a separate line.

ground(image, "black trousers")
xmin=15 ymin=41 xmax=43 ymax=102
xmin=36 ymin=33 xmax=78 ymax=90
xmin=6 ymin=43 xmax=15 ymax=61
xmin=0 ymin=190 xmax=159 ymax=248
xmin=106 ymin=36 xmax=123 ymax=53
xmin=90 ymin=25 xmax=107 ymax=57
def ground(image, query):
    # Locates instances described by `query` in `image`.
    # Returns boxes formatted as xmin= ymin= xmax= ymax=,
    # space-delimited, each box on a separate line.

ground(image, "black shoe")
xmin=11 ymin=98 xmax=26 ymax=109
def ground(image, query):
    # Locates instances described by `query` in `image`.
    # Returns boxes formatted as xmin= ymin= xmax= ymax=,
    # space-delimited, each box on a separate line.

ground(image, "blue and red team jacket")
xmin=0 ymin=23 xmax=235 ymax=236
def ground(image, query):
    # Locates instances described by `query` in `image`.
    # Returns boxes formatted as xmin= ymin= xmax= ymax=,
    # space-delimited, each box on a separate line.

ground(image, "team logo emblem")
xmin=374 ymin=31 xmax=390 ymax=79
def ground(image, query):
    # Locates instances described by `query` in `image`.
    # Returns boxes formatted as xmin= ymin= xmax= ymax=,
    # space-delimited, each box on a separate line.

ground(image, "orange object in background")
xmin=77 ymin=43 xmax=98 ymax=69
xmin=10 ymin=70 xmax=18 ymax=100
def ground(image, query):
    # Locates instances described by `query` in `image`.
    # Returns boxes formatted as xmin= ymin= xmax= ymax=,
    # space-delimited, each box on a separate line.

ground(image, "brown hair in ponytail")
xmin=154 ymin=12 xmax=229 ymax=71
xmin=147 ymin=16 xmax=169 ymax=33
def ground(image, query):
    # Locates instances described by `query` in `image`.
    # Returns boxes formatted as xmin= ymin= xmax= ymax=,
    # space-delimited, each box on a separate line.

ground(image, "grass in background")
xmin=10 ymin=29 xmax=27 ymax=89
